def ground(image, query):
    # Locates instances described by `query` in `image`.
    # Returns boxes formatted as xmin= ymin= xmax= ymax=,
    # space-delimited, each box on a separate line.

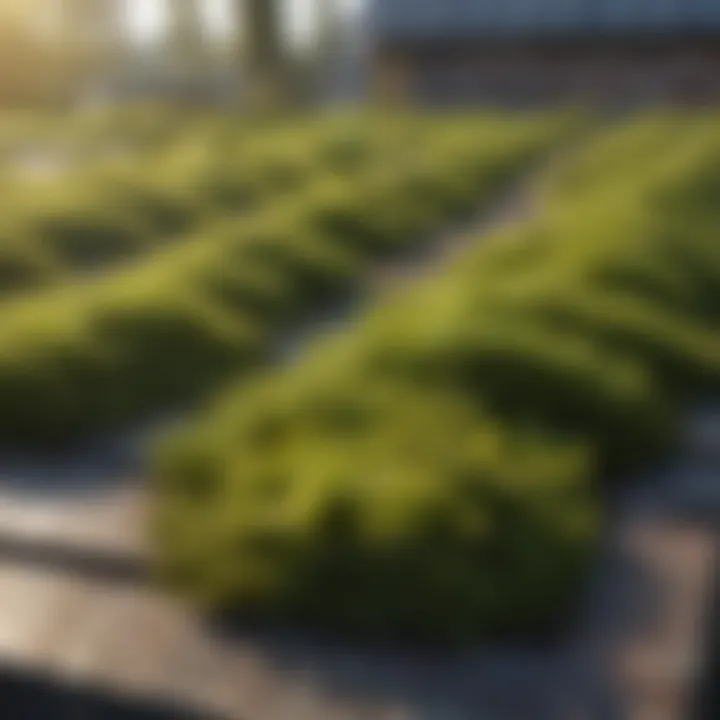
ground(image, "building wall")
xmin=374 ymin=39 xmax=720 ymax=106
xmin=370 ymin=0 xmax=720 ymax=45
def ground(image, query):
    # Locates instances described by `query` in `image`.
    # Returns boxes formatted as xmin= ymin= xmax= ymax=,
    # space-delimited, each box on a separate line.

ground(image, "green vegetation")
xmin=0 ymin=114 xmax=411 ymax=292
xmin=0 ymin=112 xmax=569 ymax=447
xmin=152 ymin=115 xmax=720 ymax=644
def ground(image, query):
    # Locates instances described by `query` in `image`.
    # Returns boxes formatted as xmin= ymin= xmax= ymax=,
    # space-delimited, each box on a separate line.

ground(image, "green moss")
xmin=0 ymin=112 xmax=569 ymax=446
xmin=151 ymin=116 xmax=720 ymax=643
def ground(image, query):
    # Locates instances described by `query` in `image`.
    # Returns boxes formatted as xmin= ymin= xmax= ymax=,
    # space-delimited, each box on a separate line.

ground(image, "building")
xmin=369 ymin=0 xmax=720 ymax=106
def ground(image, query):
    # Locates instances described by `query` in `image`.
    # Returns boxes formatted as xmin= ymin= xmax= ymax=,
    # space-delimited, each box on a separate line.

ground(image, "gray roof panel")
xmin=370 ymin=0 xmax=720 ymax=39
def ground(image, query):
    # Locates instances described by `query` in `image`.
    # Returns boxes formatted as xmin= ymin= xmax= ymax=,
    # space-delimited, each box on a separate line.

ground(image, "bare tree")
xmin=241 ymin=0 xmax=287 ymax=111
xmin=313 ymin=0 xmax=343 ymax=102
xmin=164 ymin=0 xmax=210 ymax=98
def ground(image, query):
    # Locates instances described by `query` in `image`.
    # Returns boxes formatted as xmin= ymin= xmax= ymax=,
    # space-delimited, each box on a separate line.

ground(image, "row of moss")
xmin=0 ymin=105 xmax=213 ymax=164
xmin=150 ymin=114 xmax=720 ymax=645
xmin=0 ymin=113 xmax=422 ymax=294
xmin=0 ymin=112 xmax=572 ymax=448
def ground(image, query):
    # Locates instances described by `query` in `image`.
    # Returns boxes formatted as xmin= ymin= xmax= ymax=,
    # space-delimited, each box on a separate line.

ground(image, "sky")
xmin=129 ymin=0 xmax=363 ymax=45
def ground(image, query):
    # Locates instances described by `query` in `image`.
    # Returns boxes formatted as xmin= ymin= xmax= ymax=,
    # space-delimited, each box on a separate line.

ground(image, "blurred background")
xmin=0 ymin=0 xmax=367 ymax=108
xmin=3 ymin=0 xmax=720 ymax=110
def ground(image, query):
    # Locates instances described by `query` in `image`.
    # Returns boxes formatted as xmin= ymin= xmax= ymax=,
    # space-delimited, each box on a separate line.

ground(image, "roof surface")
xmin=370 ymin=0 xmax=720 ymax=40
